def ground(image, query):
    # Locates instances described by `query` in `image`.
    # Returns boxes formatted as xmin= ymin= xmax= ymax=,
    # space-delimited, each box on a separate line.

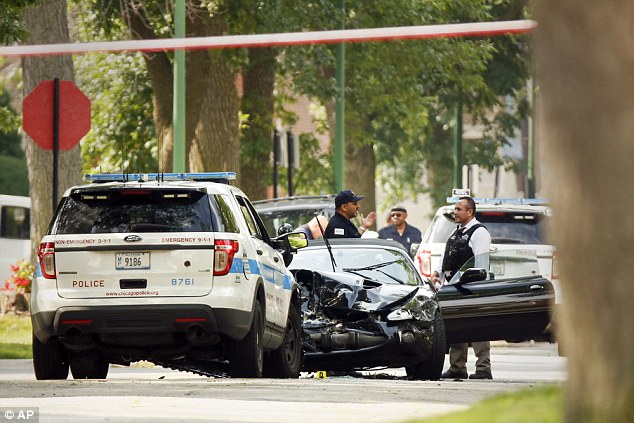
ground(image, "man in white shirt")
xmin=430 ymin=196 xmax=493 ymax=380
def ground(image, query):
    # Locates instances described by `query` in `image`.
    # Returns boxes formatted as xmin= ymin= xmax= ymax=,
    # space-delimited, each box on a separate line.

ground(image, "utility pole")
xmin=527 ymin=78 xmax=536 ymax=197
xmin=334 ymin=0 xmax=345 ymax=191
xmin=453 ymin=97 xmax=463 ymax=189
xmin=173 ymin=0 xmax=186 ymax=172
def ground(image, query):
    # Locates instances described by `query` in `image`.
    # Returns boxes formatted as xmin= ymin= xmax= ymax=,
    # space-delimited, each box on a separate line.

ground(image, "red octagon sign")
xmin=22 ymin=80 xmax=91 ymax=150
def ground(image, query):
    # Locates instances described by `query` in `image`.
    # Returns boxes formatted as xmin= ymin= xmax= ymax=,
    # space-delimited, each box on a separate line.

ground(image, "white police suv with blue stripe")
xmin=30 ymin=172 xmax=307 ymax=380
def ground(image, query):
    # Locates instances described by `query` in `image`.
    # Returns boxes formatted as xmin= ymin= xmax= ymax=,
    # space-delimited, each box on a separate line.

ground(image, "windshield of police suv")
xmin=289 ymin=245 xmax=422 ymax=286
xmin=427 ymin=211 xmax=548 ymax=245
xmin=50 ymin=190 xmax=239 ymax=234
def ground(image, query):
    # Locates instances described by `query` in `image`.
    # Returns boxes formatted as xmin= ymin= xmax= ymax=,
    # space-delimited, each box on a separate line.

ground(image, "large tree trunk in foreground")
xmin=22 ymin=0 xmax=82 ymax=260
xmin=535 ymin=2 xmax=634 ymax=422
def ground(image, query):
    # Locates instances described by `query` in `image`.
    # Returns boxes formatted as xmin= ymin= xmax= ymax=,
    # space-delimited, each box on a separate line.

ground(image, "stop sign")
xmin=22 ymin=80 xmax=91 ymax=150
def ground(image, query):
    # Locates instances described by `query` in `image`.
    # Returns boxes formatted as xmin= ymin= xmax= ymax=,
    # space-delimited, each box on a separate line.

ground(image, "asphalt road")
xmin=0 ymin=342 xmax=565 ymax=423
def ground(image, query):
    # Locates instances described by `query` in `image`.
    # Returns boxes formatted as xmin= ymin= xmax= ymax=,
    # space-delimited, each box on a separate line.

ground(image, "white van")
xmin=0 ymin=195 xmax=31 ymax=284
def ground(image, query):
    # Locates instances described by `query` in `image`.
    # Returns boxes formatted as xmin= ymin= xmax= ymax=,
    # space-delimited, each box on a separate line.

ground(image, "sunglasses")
xmin=391 ymin=213 xmax=404 ymax=218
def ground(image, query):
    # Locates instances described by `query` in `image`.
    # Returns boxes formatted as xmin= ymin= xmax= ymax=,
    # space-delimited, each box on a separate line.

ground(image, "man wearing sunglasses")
xmin=378 ymin=206 xmax=422 ymax=256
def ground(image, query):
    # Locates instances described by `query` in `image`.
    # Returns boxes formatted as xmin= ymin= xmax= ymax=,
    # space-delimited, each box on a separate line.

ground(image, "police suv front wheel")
xmin=264 ymin=304 xmax=302 ymax=378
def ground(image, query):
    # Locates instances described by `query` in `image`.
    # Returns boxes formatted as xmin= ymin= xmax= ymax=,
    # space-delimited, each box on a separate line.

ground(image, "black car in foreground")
xmin=288 ymin=240 xmax=554 ymax=379
xmin=288 ymin=239 xmax=446 ymax=380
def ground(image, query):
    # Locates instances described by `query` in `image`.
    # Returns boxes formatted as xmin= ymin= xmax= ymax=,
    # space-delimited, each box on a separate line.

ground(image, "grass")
xmin=0 ymin=313 xmax=32 ymax=359
xmin=406 ymin=384 xmax=563 ymax=423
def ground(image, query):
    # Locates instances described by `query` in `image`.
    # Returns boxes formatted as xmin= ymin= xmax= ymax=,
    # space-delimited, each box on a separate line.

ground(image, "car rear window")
xmin=428 ymin=211 xmax=548 ymax=245
xmin=51 ymin=189 xmax=215 ymax=234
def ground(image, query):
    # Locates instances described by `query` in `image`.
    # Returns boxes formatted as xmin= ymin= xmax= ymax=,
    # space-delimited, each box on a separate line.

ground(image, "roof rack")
xmin=446 ymin=197 xmax=549 ymax=206
xmin=84 ymin=172 xmax=237 ymax=184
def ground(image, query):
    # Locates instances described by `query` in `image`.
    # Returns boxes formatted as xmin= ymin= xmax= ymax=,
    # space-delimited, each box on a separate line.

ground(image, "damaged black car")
xmin=288 ymin=239 xmax=446 ymax=380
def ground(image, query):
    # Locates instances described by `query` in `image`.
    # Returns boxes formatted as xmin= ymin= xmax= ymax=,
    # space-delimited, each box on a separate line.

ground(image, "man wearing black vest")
xmin=430 ymin=196 xmax=493 ymax=380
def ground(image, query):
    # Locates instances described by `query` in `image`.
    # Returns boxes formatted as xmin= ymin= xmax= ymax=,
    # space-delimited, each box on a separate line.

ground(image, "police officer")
xmin=378 ymin=206 xmax=422 ymax=255
xmin=324 ymin=190 xmax=376 ymax=238
xmin=431 ymin=196 xmax=493 ymax=380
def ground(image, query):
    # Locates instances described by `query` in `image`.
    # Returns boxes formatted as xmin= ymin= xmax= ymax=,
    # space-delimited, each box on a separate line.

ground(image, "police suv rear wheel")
xmin=229 ymin=299 xmax=264 ymax=378
xmin=32 ymin=335 xmax=69 ymax=380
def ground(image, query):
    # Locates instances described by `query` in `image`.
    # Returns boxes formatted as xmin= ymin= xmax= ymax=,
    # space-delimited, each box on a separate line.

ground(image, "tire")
xmin=406 ymin=314 xmax=446 ymax=381
xmin=70 ymin=357 xmax=110 ymax=379
xmin=229 ymin=299 xmax=264 ymax=378
xmin=32 ymin=334 xmax=69 ymax=380
xmin=264 ymin=304 xmax=302 ymax=378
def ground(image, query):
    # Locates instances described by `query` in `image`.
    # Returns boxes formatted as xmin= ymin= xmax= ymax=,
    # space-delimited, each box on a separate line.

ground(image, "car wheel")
xmin=32 ymin=334 xmax=69 ymax=380
xmin=406 ymin=314 xmax=446 ymax=381
xmin=70 ymin=357 xmax=110 ymax=379
xmin=264 ymin=304 xmax=302 ymax=378
xmin=229 ymin=299 xmax=264 ymax=378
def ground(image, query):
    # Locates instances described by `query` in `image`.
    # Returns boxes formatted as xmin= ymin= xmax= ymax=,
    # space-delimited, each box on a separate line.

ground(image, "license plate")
xmin=491 ymin=261 xmax=505 ymax=276
xmin=116 ymin=252 xmax=150 ymax=270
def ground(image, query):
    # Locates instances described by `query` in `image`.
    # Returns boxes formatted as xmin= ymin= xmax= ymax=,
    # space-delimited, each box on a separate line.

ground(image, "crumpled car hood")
xmin=297 ymin=269 xmax=421 ymax=315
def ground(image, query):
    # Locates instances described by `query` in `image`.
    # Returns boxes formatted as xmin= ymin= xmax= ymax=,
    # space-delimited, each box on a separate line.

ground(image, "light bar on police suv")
xmin=84 ymin=172 xmax=237 ymax=183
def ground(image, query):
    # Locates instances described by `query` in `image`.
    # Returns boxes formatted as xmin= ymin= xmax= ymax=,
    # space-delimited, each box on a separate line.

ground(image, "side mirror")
xmin=409 ymin=242 xmax=420 ymax=258
xmin=286 ymin=232 xmax=308 ymax=250
xmin=271 ymin=232 xmax=307 ymax=267
xmin=272 ymin=231 xmax=308 ymax=252
xmin=455 ymin=268 xmax=488 ymax=285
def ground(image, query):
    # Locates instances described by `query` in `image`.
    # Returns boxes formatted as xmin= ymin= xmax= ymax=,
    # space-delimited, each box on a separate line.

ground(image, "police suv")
xmin=414 ymin=194 xmax=559 ymax=342
xmin=31 ymin=172 xmax=306 ymax=380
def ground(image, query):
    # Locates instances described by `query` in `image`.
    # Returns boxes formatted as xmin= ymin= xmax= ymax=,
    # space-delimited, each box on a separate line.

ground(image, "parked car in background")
xmin=31 ymin=172 xmax=306 ymax=380
xmin=253 ymin=195 xmax=336 ymax=236
xmin=288 ymin=238 xmax=446 ymax=380
xmin=0 ymin=195 xmax=31 ymax=283
xmin=414 ymin=197 xmax=559 ymax=343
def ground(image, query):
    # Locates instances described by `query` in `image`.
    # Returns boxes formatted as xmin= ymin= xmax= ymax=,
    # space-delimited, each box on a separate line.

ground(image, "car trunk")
xmin=54 ymin=233 xmax=216 ymax=299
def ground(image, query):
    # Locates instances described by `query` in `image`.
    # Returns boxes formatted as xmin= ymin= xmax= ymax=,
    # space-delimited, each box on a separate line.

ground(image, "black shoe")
xmin=469 ymin=370 xmax=493 ymax=380
xmin=441 ymin=370 xmax=468 ymax=380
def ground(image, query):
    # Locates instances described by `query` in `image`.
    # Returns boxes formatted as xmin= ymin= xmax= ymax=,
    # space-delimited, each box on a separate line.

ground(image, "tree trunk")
xmin=122 ymin=1 xmax=239 ymax=174
xmin=535 ymin=2 xmax=634 ymax=422
xmin=22 ymin=0 xmax=81 ymax=261
xmin=345 ymin=141 xmax=376 ymax=229
xmin=240 ymin=47 xmax=276 ymax=200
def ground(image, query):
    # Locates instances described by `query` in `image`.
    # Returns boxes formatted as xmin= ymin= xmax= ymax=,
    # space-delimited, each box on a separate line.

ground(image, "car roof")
xmin=437 ymin=202 xmax=551 ymax=214
xmin=64 ymin=179 xmax=239 ymax=197
xmin=302 ymin=238 xmax=408 ymax=252
xmin=252 ymin=195 xmax=336 ymax=211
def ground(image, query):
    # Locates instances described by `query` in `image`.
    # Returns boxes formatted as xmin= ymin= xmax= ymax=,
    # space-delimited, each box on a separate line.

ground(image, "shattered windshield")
xmin=290 ymin=246 xmax=422 ymax=286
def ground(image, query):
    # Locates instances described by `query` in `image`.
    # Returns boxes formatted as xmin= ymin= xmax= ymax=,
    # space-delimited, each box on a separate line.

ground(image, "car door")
xmin=234 ymin=195 xmax=287 ymax=333
xmin=437 ymin=249 xmax=554 ymax=344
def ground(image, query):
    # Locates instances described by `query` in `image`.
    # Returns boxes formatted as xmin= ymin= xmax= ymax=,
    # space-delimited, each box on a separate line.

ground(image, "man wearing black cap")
xmin=378 ymin=206 xmax=422 ymax=255
xmin=324 ymin=190 xmax=377 ymax=238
